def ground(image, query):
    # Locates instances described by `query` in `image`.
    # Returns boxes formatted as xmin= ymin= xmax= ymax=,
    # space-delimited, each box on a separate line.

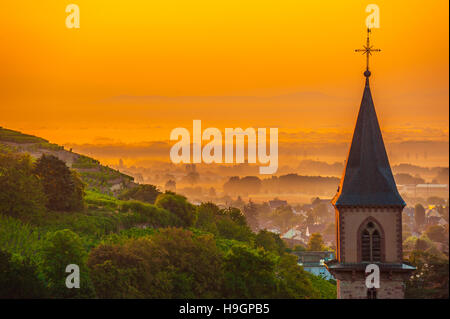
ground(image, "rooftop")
xmin=325 ymin=259 xmax=416 ymax=272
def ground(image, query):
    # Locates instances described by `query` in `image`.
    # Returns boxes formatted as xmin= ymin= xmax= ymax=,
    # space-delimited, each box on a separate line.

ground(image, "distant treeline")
xmin=223 ymin=174 xmax=340 ymax=196
xmin=223 ymin=169 xmax=449 ymax=197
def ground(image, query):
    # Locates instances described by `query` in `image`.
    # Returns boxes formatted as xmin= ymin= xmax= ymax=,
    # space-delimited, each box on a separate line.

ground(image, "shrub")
xmin=222 ymin=244 xmax=278 ymax=298
xmin=216 ymin=217 xmax=253 ymax=243
xmin=88 ymin=227 xmax=223 ymax=298
xmin=40 ymin=229 xmax=95 ymax=298
xmin=84 ymin=190 xmax=119 ymax=210
xmin=119 ymin=184 xmax=161 ymax=204
xmin=0 ymin=249 xmax=47 ymax=298
xmin=0 ymin=153 xmax=46 ymax=218
xmin=195 ymin=202 xmax=219 ymax=235
xmin=255 ymin=230 xmax=287 ymax=255
xmin=34 ymin=154 xmax=85 ymax=212
xmin=119 ymin=200 xmax=181 ymax=227
xmin=155 ymin=193 xmax=197 ymax=227
xmin=0 ymin=215 xmax=42 ymax=262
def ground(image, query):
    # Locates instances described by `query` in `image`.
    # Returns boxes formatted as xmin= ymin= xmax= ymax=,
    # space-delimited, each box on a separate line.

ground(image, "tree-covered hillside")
xmin=0 ymin=127 xmax=135 ymax=195
xmin=0 ymin=138 xmax=336 ymax=299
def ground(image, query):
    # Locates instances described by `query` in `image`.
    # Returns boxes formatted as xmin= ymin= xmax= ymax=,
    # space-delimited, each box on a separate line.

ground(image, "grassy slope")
xmin=0 ymin=127 xmax=134 ymax=195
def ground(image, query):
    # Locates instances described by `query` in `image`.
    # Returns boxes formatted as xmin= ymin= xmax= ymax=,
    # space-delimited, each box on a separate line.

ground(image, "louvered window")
xmin=361 ymin=221 xmax=382 ymax=262
xmin=372 ymin=230 xmax=381 ymax=262
xmin=361 ymin=230 xmax=371 ymax=261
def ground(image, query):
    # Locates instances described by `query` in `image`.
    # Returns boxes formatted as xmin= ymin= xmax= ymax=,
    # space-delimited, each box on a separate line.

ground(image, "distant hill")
xmin=0 ymin=127 xmax=135 ymax=195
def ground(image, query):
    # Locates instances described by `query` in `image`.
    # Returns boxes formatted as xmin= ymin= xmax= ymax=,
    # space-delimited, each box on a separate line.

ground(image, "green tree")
xmin=305 ymin=272 xmax=336 ymax=299
xmin=40 ymin=229 xmax=94 ymax=298
xmin=293 ymin=244 xmax=307 ymax=252
xmin=87 ymin=244 xmax=148 ymax=298
xmin=216 ymin=217 xmax=253 ymax=243
xmin=406 ymin=250 xmax=449 ymax=299
xmin=34 ymin=154 xmax=84 ymax=212
xmin=88 ymin=227 xmax=223 ymax=298
xmin=272 ymin=205 xmax=296 ymax=231
xmin=195 ymin=203 xmax=252 ymax=242
xmin=222 ymin=245 xmax=278 ymax=298
xmin=414 ymin=203 xmax=426 ymax=227
xmin=0 ymin=249 xmax=46 ymax=298
xmin=143 ymin=227 xmax=223 ymax=298
xmin=413 ymin=235 xmax=439 ymax=252
xmin=255 ymin=230 xmax=286 ymax=256
xmin=119 ymin=184 xmax=161 ymax=204
xmin=425 ymin=225 xmax=447 ymax=244
xmin=219 ymin=207 xmax=247 ymax=226
xmin=242 ymin=201 xmax=259 ymax=230
xmin=275 ymin=253 xmax=321 ymax=298
xmin=403 ymin=236 xmax=419 ymax=252
xmin=0 ymin=153 xmax=46 ymax=218
xmin=308 ymin=233 xmax=325 ymax=251
xmin=69 ymin=170 xmax=85 ymax=211
xmin=155 ymin=192 xmax=197 ymax=227
xmin=195 ymin=202 xmax=219 ymax=235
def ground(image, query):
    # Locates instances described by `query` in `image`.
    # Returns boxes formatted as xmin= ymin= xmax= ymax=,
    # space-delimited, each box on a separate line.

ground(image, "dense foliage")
xmin=0 ymin=153 xmax=46 ymax=219
xmin=155 ymin=192 xmax=197 ymax=227
xmin=118 ymin=184 xmax=161 ymax=204
xmin=0 ymin=153 xmax=336 ymax=299
xmin=406 ymin=250 xmax=449 ymax=299
xmin=308 ymin=233 xmax=326 ymax=251
xmin=0 ymin=249 xmax=46 ymax=298
xmin=34 ymin=154 xmax=85 ymax=212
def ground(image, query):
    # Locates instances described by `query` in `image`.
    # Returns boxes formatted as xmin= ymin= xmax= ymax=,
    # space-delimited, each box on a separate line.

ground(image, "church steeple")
xmin=332 ymin=30 xmax=405 ymax=208
xmin=326 ymin=29 xmax=414 ymax=300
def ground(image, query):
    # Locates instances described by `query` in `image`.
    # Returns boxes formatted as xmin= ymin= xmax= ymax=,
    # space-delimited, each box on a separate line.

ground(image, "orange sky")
xmin=0 ymin=1 xmax=448 ymax=152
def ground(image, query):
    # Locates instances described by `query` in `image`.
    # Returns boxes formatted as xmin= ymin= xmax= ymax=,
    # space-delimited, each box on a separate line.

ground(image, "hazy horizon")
xmin=1 ymin=1 xmax=448 ymax=164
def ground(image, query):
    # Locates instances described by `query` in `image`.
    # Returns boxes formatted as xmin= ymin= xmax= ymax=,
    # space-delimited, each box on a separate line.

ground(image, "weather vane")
xmin=355 ymin=28 xmax=381 ymax=77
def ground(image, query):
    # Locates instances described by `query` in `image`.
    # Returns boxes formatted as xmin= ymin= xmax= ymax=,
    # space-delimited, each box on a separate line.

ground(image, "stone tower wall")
xmin=337 ymin=277 xmax=406 ymax=299
xmin=338 ymin=208 xmax=402 ymax=263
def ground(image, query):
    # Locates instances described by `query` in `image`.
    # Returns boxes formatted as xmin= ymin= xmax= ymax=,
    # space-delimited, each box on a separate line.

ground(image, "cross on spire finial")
xmin=355 ymin=28 xmax=381 ymax=77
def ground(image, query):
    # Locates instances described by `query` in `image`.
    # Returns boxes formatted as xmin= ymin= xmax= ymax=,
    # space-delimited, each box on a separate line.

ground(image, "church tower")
xmin=325 ymin=29 xmax=415 ymax=299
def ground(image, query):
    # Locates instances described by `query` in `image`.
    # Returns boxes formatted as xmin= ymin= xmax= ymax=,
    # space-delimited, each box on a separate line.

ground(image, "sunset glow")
xmin=0 ymin=0 xmax=448 ymax=166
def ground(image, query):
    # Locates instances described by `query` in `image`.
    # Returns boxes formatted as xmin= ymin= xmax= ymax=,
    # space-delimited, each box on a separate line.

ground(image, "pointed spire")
xmin=332 ymin=76 xmax=405 ymax=208
xmin=332 ymin=30 xmax=404 ymax=208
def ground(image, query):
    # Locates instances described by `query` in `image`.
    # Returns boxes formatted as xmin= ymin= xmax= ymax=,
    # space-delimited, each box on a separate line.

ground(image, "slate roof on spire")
xmin=332 ymin=75 xmax=405 ymax=208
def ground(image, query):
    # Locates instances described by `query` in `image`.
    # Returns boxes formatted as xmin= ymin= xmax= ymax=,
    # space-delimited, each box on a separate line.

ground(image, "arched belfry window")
xmin=360 ymin=221 xmax=382 ymax=262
